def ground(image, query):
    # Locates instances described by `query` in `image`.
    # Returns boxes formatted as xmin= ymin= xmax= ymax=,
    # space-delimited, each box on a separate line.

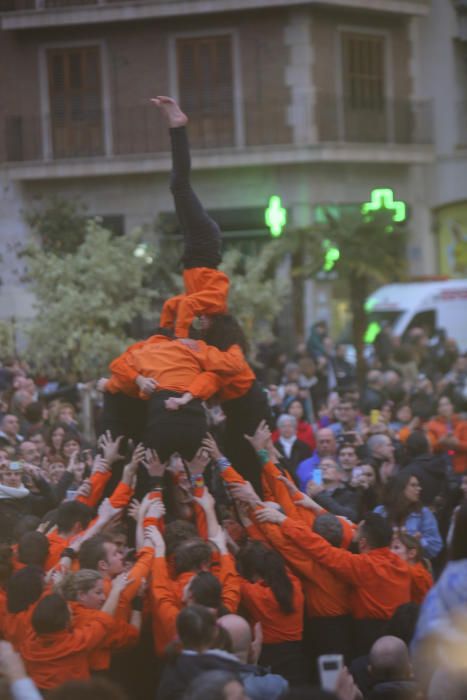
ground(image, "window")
xmin=341 ymin=32 xmax=387 ymax=141
xmin=176 ymin=35 xmax=234 ymax=148
xmin=47 ymin=46 xmax=104 ymax=158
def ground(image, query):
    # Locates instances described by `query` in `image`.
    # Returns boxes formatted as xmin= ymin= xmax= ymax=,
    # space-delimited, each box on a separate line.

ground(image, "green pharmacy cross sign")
xmin=265 ymin=195 xmax=287 ymax=237
xmin=361 ymin=188 xmax=407 ymax=223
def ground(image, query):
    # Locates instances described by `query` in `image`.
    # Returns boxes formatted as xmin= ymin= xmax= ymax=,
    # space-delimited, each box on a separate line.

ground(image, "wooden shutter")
xmin=176 ymin=35 xmax=234 ymax=148
xmin=47 ymin=46 xmax=104 ymax=158
xmin=341 ymin=33 xmax=387 ymax=141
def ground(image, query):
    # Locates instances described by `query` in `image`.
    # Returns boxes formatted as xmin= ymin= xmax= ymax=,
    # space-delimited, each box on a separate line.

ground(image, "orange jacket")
xmin=106 ymin=335 xmax=247 ymax=401
xmin=69 ymin=601 xmax=138 ymax=671
xmin=240 ymin=572 xmax=304 ymax=644
xmin=281 ymin=517 xmax=411 ymax=620
xmin=426 ymin=415 xmax=467 ymax=474
xmin=150 ymin=552 xmax=240 ymax=657
xmin=409 ymin=561 xmax=433 ymax=604
xmin=160 ymin=268 xmax=229 ymax=339
xmin=20 ymin=612 xmax=113 ymax=690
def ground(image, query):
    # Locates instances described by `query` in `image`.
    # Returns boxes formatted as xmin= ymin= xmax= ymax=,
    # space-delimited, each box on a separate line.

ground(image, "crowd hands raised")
xmin=0 ymin=94 xmax=467 ymax=699
xmin=0 ymin=321 xmax=466 ymax=700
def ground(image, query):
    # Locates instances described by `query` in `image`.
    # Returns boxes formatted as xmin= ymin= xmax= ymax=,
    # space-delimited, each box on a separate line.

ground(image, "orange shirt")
xmin=160 ymin=268 xmax=229 ymax=339
xmin=69 ymin=602 xmax=138 ymax=671
xmin=281 ymin=517 xmax=411 ymax=620
xmin=20 ymin=612 xmax=113 ymax=690
xmin=409 ymin=561 xmax=433 ymax=604
xmin=426 ymin=415 xmax=467 ymax=474
xmin=240 ymin=572 xmax=304 ymax=644
xmin=107 ymin=335 xmax=247 ymax=401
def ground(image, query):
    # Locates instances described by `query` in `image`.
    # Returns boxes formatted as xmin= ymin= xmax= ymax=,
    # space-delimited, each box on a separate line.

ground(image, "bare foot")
xmin=150 ymin=96 xmax=188 ymax=127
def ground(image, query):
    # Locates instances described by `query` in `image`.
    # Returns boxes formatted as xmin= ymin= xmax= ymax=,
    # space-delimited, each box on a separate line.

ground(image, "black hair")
xmin=382 ymin=472 xmax=422 ymax=526
xmin=79 ymin=535 xmax=112 ymax=571
xmin=13 ymin=515 xmax=41 ymax=541
xmin=18 ymin=531 xmax=50 ymax=568
xmin=203 ymin=314 xmax=249 ymax=354
xmin=32 ymin=593 xmax=70 ymax=634
xmin=24 ymin=402 xmax=44 ymax=424
xmin=360 ymin=512 xmax=393 ymax=549
xmin=7 ymin=566 xmax=44 ymax=614
xmin=176 ymin=604 xmax=217 ymax=651
xmin=237 ymin=540 xmax=294 ymax=614
xmin=189 ymin=571 xmax=223 ymax=610
xmin=405 ymin=430 xmax=429 ymax=459
xmin=56 ymin=501 xmax=92 ymax=534
xmin=313 ymin=513 xmax=343 ymax=548
xmin=449 ymin=503 xmax=467 ymax=562
xmin=382 ymin=602 xmax=420 ymax=646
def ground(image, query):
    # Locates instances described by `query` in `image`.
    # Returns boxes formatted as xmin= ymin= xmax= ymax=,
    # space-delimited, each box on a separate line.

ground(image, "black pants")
xmin=144 ymin=390 xmax=207 ymax=463
xmin=259 ymin=641 xmax=306 ymax=686
xmin=101 ymin=392 xmax=148 ymax=446
xmin=304 ymin=615 xmax=353 ymax=682
xmin=170 ymin=126 xmax=221 ymax=269
xmin=222 ymin=380 xmax=273 ymax=495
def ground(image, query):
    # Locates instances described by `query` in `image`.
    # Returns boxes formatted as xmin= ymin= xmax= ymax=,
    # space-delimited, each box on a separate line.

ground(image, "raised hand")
xmin=150 ymin=96 xmax=188 ymax=127
xmin=127 ymin=498 xmax=141 ymax=522
xmin=228 ymin=481 xmax=261 ymax=508
xmin=186 ymin=447 xmax=210 ymax=475
xmin=142 ymin=449 xmax=166 ymax=478
xmin=193 ymin=487 xmax=216 ymax=512
xmin=202 ymin=433 xmax=223 ymax=461
xmin=255 ymin=505 xmax=286 ymax=525
xmin=96 ymin=377 xmax=109 ymax=392
xmin=244 ymin=420 xmax=271 ymax=452
xmin=98 ymin=431 xmax=125 ymax=466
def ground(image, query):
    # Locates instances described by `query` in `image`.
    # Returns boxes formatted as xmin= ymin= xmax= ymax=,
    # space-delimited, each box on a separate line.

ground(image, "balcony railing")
xmin=1 ymin=97 xmax=432 ymax=166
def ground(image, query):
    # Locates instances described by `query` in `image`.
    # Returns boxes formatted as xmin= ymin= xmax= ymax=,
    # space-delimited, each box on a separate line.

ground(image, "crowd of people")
xmin=0 ymin=97 xmax=466 ymax=700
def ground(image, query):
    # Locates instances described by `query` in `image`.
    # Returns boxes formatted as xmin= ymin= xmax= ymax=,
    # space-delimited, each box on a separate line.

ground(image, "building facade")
xmin=0 ymin=0 xmax=443 ymax=333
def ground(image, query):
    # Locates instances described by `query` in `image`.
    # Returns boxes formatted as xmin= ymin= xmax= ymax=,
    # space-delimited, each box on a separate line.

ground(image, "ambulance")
xmin=364 ymin=279 xmax=467 ymax=351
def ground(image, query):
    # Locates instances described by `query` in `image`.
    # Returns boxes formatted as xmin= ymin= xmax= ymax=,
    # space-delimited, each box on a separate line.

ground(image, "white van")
xmin=364 ymin=280 xmax=467 ymax=351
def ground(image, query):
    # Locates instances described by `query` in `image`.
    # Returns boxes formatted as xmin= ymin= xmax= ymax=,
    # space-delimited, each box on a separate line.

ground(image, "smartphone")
xmin=352 ymin=467 xmax=363 ymax=481
xmin=66 ymin=489 xmax=78 ymax=501
xmin=312 ymin=468 xmax=322 ymax=485
xmin=318 ymin=654 xmax=343 ymax=691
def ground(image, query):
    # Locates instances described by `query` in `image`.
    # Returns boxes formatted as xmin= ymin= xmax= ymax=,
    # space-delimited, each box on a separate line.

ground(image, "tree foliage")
xmin=23 ymin=220 xmax=156 ymax=377
xmin=277 ymin=207 xmax=408 ymax=380
xmin=220 ymin=244 xmax=289 ymax=349
xmin=24 ymin=196 xmax=87 ymax=255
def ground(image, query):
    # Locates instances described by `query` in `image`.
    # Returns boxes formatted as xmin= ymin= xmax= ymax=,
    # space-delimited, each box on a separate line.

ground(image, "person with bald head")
xmin=158 ymin=607 xmax=288 ymax=700
xmin=367 ymin=635 xmax=418 ymax=699
xmin=295 ymin=427 xmax=337 ymax=492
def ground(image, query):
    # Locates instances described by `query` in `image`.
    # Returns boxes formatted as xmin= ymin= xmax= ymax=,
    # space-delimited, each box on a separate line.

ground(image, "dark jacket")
xmin=158 ymin=650 xmax=288 ymax=700
xmin=366 ymin=679 xmax=420 ymax=700
xmin=274 ymin=439 xmax=312 ymax=485
xmin=400 ymin=454 xmax=449 ymax=508
xmin=314 ymin=485 xmax=361 ymax=522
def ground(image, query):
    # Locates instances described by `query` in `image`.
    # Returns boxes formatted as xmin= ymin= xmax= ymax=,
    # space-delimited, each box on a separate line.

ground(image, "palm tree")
xmin=276 ymin=207 xmax=408 ymax=384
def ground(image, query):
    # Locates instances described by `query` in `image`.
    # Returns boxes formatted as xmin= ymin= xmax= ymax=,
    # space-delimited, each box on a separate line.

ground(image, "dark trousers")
xmin=222 ymin=380 xmax=272 ymax=495
xmin=259 ymin=640 xmax=306 ymax=687
xmin=304 ymin=615 xmax=353 ymax=682
xmin=144 ymin=390 xmax=207 ymax=463
xmin=101 ymin=392 xmax=148 ymax=446
xmin=170 ymin=126 xmax=222 ymax=269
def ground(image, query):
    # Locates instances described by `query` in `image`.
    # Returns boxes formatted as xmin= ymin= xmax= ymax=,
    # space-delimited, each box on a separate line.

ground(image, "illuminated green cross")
xmin=265 ymin=195 xmax=287 ymax=237
xmin=322 ymin=239 xmax=340 ymax=272
xmin=361 ymin=188 xmax=406 ymax=223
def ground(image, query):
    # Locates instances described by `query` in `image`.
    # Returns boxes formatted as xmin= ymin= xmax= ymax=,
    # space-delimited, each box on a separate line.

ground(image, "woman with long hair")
xmin=374 ymin=472 xmax=443 ymax=559
xmin=236 ymin=540 xmax=305 ymax=685
xmin=390 ymin=531 xmax=433 ymax=604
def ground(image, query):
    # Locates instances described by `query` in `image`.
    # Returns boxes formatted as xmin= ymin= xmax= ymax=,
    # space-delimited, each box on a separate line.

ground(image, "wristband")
xmin=132 ymin=595 xmax=143 ymax=611
xmin=216 ymin=457 xmax=231 ymax=472
xmin=61 ymin=547 xmax=77 ymax=560
xmin=257 ymin=449 xmax=269 ymax=466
